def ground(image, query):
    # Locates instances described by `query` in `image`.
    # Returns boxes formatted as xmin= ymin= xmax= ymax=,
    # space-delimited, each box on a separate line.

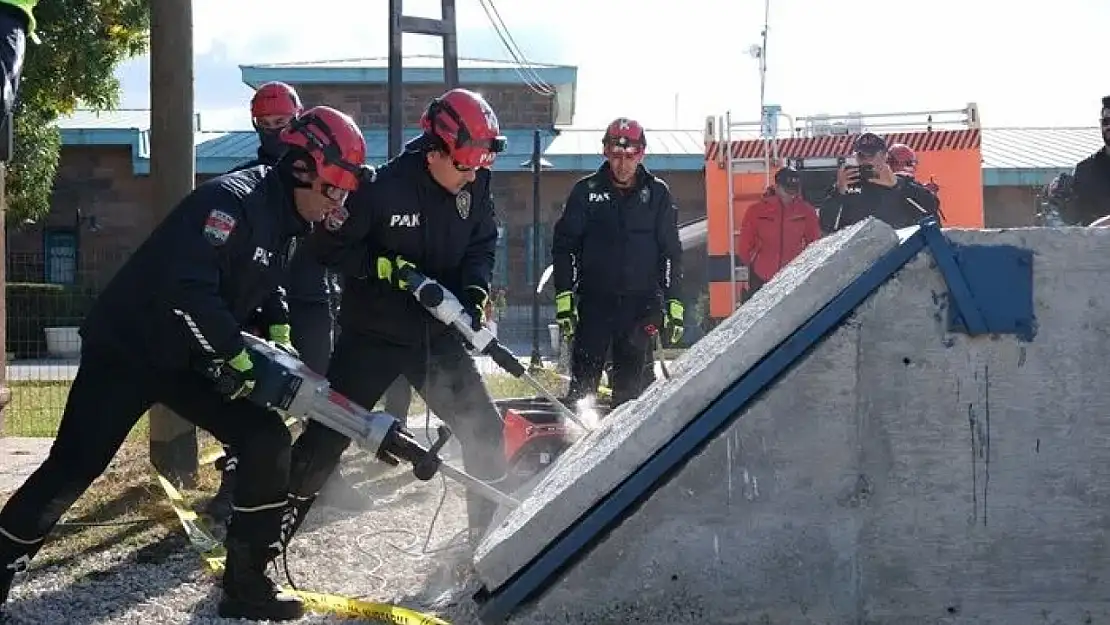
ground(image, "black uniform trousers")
xmin=0 ymin=342 xmax=292 ymax=565
xmin=218 ymin=300 xmax=334 ymax=470
xmin=286 ymin=329 xmax=506 ymax=535
xmin=568 ymin=292 xmax=661 ymax=407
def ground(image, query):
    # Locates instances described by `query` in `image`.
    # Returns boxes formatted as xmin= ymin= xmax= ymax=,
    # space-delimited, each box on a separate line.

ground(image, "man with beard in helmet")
xmin=0 ymin=106 xmax=368 ymax=622
xmin=552 ymin=117 xmax=685 ymax=409
xmin=281 ymin=88 xmax=510 ymax=546
xmin=1045 ymin=96 xmax=1110 ymax=226
xmin=205 ymin=81 xmax=361 ymax=522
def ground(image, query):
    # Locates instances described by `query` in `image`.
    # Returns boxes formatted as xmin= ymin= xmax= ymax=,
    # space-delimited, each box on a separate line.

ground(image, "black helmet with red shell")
xmin=602 ymin=117 xmax=646 ymax=157
xmin=279 ymin=106 xmax=367 ymax=193
xmin=420 ymin=88 xmax=507 ymax=169
xmin=251 ymin=81 xmax=303 ymax=120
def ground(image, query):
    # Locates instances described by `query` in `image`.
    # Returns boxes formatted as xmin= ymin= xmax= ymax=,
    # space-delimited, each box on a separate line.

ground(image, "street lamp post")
xmin=520 ymin=129 xmax=553 ymax=371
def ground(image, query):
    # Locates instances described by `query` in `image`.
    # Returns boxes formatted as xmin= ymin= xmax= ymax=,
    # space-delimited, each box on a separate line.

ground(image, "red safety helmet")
xmin=420 ymin=88 xmax=507 ymax=169
xmin=602 ymin=117 xmax=646 ymax=158
xmin=251 ymin=82 xmax=303 ymax=120
xmin=279 ymin=106 xmax=366 ymax=193
xmin=887 ymin=143 xmax=917 ymax=175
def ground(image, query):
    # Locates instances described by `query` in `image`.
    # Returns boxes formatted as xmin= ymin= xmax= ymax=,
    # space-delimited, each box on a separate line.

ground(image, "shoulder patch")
xmin=204 ymin=209 xmax=237 ymax=246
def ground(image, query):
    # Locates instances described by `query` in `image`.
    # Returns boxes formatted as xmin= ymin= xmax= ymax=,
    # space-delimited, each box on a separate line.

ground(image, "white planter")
xmin=44 ymin=326 xmax=81 ymax=358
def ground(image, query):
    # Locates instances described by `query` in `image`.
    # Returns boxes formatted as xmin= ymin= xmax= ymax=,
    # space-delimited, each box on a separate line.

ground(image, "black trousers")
xmin=568 ymin=293 xmax=661 ymax=407
xmin=0 ymin=343 xmax=292 ymax=566
xmin=383 ymin=377 xmax=413 ymax=417
xmin=219 ymin=300 xmax=334 ymax=471
xmin=286 ymin=329 xmax=507 ymax=534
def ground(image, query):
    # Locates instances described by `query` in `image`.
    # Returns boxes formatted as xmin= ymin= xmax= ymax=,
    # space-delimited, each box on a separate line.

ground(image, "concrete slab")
xmin=473 ymin=217 xmax=901 ymax=591
xmin=471 ymin=225 xmax=1110 ymax=624
xmin=0 ymin=437 xmax=53 ymax=494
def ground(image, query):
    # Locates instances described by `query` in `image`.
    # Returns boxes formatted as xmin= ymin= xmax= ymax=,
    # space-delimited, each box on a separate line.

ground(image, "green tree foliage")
xmin=6 ymin=0 xmax=150 ymax=225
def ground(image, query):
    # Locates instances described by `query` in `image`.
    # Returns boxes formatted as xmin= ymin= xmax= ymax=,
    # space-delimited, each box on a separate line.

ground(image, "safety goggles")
xmin=451 ymin=136 xmax=508 ymax=170
xmin=254 ymin=115 xmax=293 ymax=131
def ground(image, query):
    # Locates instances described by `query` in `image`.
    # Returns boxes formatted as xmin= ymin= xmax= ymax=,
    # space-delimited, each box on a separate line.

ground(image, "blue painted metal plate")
xmin=946 ymin=243 xmax=1036 ymax=341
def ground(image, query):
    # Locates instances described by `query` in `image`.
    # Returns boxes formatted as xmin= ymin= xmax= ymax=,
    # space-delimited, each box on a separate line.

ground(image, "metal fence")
xmin=4 ymin=250 xmax=128 ymax=437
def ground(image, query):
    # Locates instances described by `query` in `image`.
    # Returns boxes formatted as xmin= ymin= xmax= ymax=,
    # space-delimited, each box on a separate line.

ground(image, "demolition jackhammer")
xmin=395 ymin=266 xmax=592 ymax=432
xmin=213 ymin=332 xmax=520 ymax=509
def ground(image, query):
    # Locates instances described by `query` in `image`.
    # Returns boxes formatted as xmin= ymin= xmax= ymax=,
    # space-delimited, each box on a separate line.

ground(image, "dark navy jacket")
xmin=309 ymin=143 xmax=497 ymax=346
xmin=552 ymin=162 xmax=684 ymax=301
xmin=230 ymin=146 xmax=336 ymax=305
xmin=80 ymin=167 xmax=309 ymax=369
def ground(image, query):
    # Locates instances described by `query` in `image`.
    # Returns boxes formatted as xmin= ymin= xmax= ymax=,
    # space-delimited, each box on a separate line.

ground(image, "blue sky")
xmin=113 ymin=0 xmax=1110 ymax=131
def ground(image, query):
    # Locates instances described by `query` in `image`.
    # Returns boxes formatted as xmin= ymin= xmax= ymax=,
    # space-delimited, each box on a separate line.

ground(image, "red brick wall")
xmin=292 ymin=82 xmax=557 ymax=129
xmin=7 ymin=146 xmax=212 ymax=287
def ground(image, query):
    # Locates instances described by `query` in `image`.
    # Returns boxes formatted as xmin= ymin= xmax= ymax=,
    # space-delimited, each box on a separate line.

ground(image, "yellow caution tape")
xmin=154 ymin=468 xmax=450 ymax=624
xmin=289 ymin=590 xmax=450 ymax=625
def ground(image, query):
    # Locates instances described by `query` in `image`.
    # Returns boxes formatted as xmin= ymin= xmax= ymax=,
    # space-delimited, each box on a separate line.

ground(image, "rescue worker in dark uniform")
xmin=1044 ymin=96 xmax=1110 ymax=226
xmin=281 ymin=88 xmax=510 ymax=545
xmin=0 ymin=106 xmax=368 ymax=622
xmin=552 ymin=117 xmax=685 ymax=408
xmin=817 ymin=132 xmax=940 ymax=233
xmin=0 ymin=0 xmax=34 ymax=123
xmin=206 ymin=81 xmax=359 ymax=521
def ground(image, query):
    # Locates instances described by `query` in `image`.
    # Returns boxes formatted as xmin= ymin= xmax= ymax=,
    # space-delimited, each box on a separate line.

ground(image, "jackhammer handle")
xmin=412 ymin=425 xmax=452 ymax=481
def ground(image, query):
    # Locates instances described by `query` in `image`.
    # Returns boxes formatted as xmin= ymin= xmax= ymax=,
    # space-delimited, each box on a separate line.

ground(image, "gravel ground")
xmin=2 ymin=448 xmax=489 ymax=625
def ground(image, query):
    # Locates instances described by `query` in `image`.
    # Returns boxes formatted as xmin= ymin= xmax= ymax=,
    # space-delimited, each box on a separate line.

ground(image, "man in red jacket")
xmin=738 ymin=166 xmax=821 ymax=301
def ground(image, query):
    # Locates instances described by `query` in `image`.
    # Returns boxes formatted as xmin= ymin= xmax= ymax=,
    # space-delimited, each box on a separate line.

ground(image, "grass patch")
xmin=2 ymin=380 xmax=150 ymax=439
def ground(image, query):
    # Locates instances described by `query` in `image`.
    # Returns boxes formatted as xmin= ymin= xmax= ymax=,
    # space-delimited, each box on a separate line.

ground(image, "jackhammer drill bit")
xmin=232 ymin=332 xmax=520 ymax=509
xmin=397 ymin=267 xmax=593 ymax=432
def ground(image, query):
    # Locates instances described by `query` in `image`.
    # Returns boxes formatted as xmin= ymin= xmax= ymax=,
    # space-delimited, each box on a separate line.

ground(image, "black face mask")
xmin=258 ymin=128 xmax=285 ymax=157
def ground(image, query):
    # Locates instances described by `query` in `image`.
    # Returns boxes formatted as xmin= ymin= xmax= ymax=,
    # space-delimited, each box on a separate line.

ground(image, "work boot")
xmin=217 ymin=539 xmax=303 ymax=621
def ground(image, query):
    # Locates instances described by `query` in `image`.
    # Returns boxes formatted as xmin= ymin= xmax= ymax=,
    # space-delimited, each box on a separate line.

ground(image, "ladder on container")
xmin=706 ymin=102 xmax=981 ymax=313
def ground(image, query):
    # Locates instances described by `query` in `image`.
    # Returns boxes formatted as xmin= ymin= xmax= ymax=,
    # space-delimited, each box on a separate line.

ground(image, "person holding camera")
xmin=817 ymin=133 xmax=940 ymax=233
xmin=1043 ymin=96 xmax=1110 ymax=226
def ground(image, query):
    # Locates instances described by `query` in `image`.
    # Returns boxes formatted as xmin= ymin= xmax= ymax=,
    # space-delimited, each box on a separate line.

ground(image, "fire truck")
xmin=701 ymin=103 xmax=985 ymax=321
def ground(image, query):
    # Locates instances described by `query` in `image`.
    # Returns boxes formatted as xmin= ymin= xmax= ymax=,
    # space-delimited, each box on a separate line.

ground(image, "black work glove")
xmin=213 ymin=348 xmax=257 ymax=400
xmin=375 ymin=254 xmax=418 ymax=291
xmin=458 ymin=285 xmax=489 ymax=331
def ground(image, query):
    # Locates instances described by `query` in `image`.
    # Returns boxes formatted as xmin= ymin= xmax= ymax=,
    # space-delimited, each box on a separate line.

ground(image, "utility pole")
xmin=388 ymin=0 xmax=460 ymax=158
xmin=148 ymin=0 xmax=197 ymax=487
